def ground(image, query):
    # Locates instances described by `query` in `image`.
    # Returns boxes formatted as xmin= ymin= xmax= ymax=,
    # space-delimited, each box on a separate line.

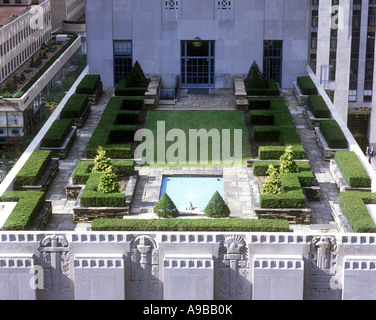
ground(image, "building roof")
xmin=0 ymin=5 xmax=36 ymax=27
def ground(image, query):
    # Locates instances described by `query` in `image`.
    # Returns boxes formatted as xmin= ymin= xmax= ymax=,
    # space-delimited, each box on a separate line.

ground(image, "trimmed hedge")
xmin=307 ymin=95 xmax=331 ymax=119
xmin=245 ymin=78 xmax=280 ymax=96
xmin=204 ymin=191 xmax=231 ymax=218
xmin=338 ymin=192 xmax=376 ymax=233
xmin=253 ymin=161 xmax=315 ymax=187
xmin=73 ymin=160 xmax=135 ymax=185
xmin=85 ymin=97 xmax=138 ymax=159
xmin=80 ymin=174 xmax=125 ymax=207
xmin=76 ymin=74 xmax=101 ymax=95
xmin=249 ymin=110 xmax=274 ymax=125
xmin=41 ymin=119 xmax=72 ymax=147
xmin=297 ymin=76 xmax=318 ymax=95
xmin=249 ymin=98 xmax=305 ymax=160
xmin=114 ymin=61 xmax=150 ymax=96
xmin=60 ymin=93 xmax=89 ymax=119
xmin=260 ymin=174 xmax=306 ymax=209
xmin=91 ymin=218 xmax=291 ymax=232
xmin=154 ymin=193 xmax=180 ymax=218
xmin=335 ymin=151 xmax=371 ymax=188
xmin=121 ymin=97 xmax=145 ymax=110
xmin=0 ymin=191 xmax=45 ymax=230
xmin=319 ymin=120 xmax=348 ymax=149
xmin=14 ymin=150 xmax=52 ymax=186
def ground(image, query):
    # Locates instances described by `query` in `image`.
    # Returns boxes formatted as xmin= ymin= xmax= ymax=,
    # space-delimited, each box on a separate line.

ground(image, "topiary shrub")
xmin=92 ymin=146 xmax=112 ymax=173
xmin=154 ymin=193 xmax=179 ymax=218
xmin=97 ymin=167 xmax=120 ymax=194
xmin=279 ymin=146 xmax=299 ymax=174
xmin=261 ymin=165 xmax=282 ymax=195
xmin=204 ymin=191 xmax=231 ymax=218
xmin=245 ymin=61 xmax=268 ymax=89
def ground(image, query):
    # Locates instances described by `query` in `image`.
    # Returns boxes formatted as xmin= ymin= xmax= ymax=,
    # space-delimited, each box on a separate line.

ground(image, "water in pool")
xmin=160 ymin=176 xmax=224 ymax=213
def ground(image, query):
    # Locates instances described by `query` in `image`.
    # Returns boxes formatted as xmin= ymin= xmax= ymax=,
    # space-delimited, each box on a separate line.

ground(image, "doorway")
xmin=181 ymin=40 xmax=215 ymax=88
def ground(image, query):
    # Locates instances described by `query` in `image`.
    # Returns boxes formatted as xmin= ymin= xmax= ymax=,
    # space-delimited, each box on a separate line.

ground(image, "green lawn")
xmin=136 ymin=110 xmax=251 ymax=166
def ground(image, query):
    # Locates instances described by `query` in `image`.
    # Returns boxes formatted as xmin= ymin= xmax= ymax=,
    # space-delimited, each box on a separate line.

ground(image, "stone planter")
xmin=330 ymin=160 xmax=372 ymax=193
xmin=65 ymin=102 xmax=91 ymax=128
xmin=30 ymin=200 xmax=52 ymax=230
xmin=88 ymin=81 xmax=103 ymax=105
xmin=72 ymin=174 xmax=139 ymax=222
xmin=249 ymin=174 xmax=311 ymax=225
xmin=304 ymin=107 xmax=331 ymax=130
xmin=13 ymin=158 xmax=59 ymax=192
xmin=314 ymin=127 xmax=348 ymax=161
xmin=40 ymin=126 xmax=77 ymax=159
xmin=293 ymin=82 xmax=308 ymax=106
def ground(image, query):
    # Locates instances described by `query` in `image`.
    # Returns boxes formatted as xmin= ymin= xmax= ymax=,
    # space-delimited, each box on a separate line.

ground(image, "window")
xmin=162 ymin=0 xmax=181 ymax=19
xmin=113 ymin=40 xmax=132 ymax=86
xmin=216 ymin=0 xmax=233 ymax=20
xmin=263 ymin=40 xmax=283 ymax=85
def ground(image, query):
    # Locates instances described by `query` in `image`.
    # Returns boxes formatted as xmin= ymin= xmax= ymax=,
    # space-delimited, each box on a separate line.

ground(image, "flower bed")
xmin=90 ymin=218 xmax=291 ymax=232
xmin=0 ymin=191 xmax=48 ymax=230
xmin=85 ymin=97 xmax=142 ymax=159
xmin=338 ymin=192 xmax=376 ymax=233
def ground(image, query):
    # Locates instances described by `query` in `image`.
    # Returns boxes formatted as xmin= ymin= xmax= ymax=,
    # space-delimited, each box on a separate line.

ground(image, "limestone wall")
xmin=1 ymin=231 xmax=376 ymax=300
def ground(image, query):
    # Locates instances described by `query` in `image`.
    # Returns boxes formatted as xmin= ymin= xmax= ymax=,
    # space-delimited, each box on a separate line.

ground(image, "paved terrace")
xmin=45 ymin=87 xmax=348 ymax=233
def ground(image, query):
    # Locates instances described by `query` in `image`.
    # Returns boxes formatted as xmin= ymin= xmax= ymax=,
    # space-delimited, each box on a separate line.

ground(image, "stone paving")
xmin=44 ymin=86 xmax=346 ymax=232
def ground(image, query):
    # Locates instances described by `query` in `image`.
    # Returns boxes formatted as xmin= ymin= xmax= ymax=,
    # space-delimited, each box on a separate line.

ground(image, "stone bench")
xmin=233 ymin=77 xmax=248 ymax=110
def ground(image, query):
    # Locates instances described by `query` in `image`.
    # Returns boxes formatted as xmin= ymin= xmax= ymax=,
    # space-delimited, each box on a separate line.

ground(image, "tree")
xmin=154 ymin=193 xmax=180 ymax=218
xmin=245 ymin=61 xmax=268 ymax=89
xmin=125 ymin=60 xmax=150 ymax=88
xmin=204 ymin=191 xmax=231 ymax=218
xmin=279 ymin=146 xmax=299 ymax=174
xmin=97 ymin=167 xmax=120 ymax=194
xmin=92 ymin=146 xmax=112 ymax=173
xmin=261 ymin=165 xmax=282 ymax=195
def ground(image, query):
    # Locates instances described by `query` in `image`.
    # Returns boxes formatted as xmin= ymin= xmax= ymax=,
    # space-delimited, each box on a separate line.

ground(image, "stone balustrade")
xmin=1 ymin=231 xmax=376 ymax=300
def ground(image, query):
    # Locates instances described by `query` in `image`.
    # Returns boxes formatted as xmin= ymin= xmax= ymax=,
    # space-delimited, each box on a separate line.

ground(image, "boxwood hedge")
xmin=41 ymin=119 xmax=72 ymax=148
xmin=245 ymin=78 xmax=280 ymax=96
xmin=73 ymin=160 xmax=135 ymax=185
xmin=338 ymin=192 xmax=376 ymax=233
xmin=249 ymin=98 xmax=305 ymax=159
xmin=297 ymin=76 xmax=318 ymax=95
xmin=0 ymin=191 xmax=45 ymax=230
xmin=14 ymin=150 xmax=52 ymax=186
xmin=76 ymin=74 xmax=101 ymax=95
xmin=60 ymin=93 xmax=89 ymax=119
xmin=319 ymin=120 xmax=348 ymax=149
xmin=80 ymin=174 xmax=125 ymax=207
xmin=91 ymin=218 xmax=291 ymax=232
xmin=85 ymin=97 xmax=139 ymax=159
xmin=253 ymin=161 xmax=315 ymax=187
xmin=307 ymin=95 xmax=331 ymax=119
xmin=260 ymin=173 xmax=306 ymax=209
xmin=335 ymin=151 xmax=371 ymax=188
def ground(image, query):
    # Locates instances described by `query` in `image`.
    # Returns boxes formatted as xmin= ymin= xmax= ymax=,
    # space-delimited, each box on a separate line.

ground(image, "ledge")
xmin=293 ymin=82 xmax=308 ymax=106
xmin=304 ymin=107 xmax=331 ymax=130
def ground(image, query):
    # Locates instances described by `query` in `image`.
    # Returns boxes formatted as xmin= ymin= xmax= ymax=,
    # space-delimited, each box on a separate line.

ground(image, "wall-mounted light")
xmin=192 ymin=37 xmax=202 ymax=48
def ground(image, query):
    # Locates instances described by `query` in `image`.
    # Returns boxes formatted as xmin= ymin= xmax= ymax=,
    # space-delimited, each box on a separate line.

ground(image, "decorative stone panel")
xmin=164 ymin=254 xmax=214 ymax=300
xmin=253 ymin=255 xmax=304 ymax=300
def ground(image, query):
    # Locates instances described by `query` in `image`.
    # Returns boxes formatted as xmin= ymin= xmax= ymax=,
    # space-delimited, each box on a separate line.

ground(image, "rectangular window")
xmin=263 ymin=40 xmax=283 ymax=85
xmin=113 ymin=40 xmax=132 ymax=86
